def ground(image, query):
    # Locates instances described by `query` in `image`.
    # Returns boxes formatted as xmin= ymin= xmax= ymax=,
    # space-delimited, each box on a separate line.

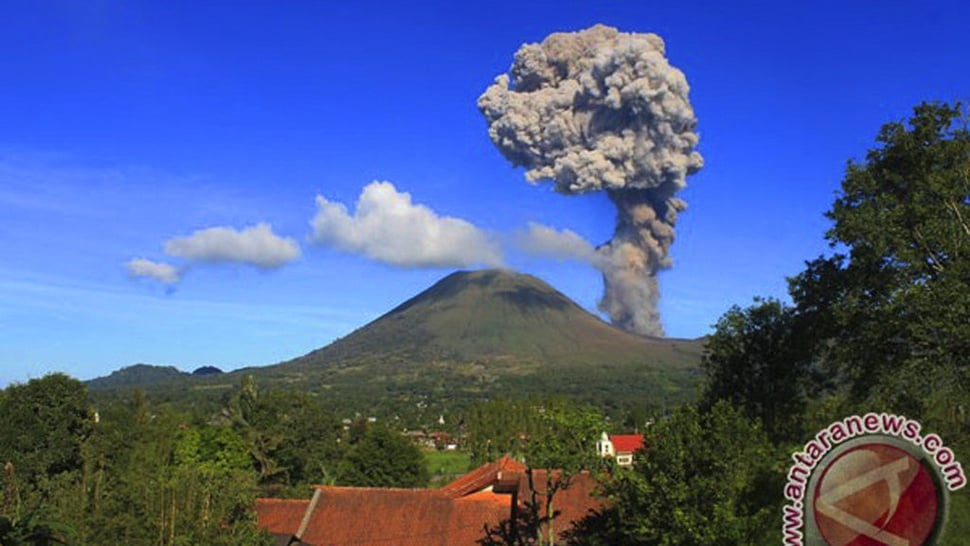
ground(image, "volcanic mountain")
xmin=270 ymin=269 xmax=702 ymax=406
xmin=90 ymin=269 xmax=703 ymax=414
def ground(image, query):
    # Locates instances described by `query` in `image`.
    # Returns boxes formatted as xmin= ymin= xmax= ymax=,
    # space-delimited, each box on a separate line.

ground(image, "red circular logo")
xmin=813 ymin=443 xmax=939 ymax=546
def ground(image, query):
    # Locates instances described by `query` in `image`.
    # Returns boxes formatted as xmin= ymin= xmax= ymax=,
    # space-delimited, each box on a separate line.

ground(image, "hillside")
xmin=90 ymin=269 xmax=704 ymax=418
xmin=286 ymin=269 xmax=698 ymax=368
xmin=86 ymin=364 xmax=187 ymax=390
xmin=267 ymin=270 xmax=702 ymax=410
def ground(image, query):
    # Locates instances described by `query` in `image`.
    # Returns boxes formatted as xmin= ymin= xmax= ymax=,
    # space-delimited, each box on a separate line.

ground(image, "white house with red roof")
xmin=596 ymin=432 xmax=645 ymax=466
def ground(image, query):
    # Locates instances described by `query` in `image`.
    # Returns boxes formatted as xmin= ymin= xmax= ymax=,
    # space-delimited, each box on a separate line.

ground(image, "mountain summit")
xmin=277 ymin=269 xmax=701 ymax=405
xmin=297 ymin=269 xmax=685 ymax=365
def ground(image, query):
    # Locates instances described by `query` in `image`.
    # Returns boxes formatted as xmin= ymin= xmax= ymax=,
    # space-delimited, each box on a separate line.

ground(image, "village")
xmin=256 ymin=430 xmax=646 ymax=545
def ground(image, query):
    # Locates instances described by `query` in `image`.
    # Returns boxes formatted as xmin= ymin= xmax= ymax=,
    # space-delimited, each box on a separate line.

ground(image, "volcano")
xmin=274 ymin=269 xmax=702 ymax=404
xmin=90 ymin=270 xmax=703 ymax=413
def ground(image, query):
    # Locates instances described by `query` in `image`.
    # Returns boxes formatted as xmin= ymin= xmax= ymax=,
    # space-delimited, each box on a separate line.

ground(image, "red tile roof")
xmin=438 ymin=454 xmax=526 ymax=498
xmin=254 ymin=498 xmax=312 ymax=545
xmin=295 ymin=487 xmax=508 ymax=546
xmin=256 ymin=455 xmax=600 ymax=546
xmin=610 ymin=434 xmax=644 ymax=453
xmin=515 ymin=469 xmax=602 ymax=536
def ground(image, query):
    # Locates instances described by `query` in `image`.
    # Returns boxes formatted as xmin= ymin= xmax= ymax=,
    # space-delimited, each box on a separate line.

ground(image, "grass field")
xmin=425 ymin=450 xmax=473 ymax=488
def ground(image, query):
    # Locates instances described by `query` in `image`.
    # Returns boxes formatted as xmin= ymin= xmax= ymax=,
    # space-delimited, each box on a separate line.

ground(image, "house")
xmin=256 ymin=455 xmax=600 ymax=546
xmin=595 ymin=432 xmax=645 ymax=466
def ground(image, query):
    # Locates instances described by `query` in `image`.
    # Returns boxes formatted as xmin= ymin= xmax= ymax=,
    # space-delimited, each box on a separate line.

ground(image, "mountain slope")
xmin=89 ymin=269 xmax=704 ymax=417
xmin=290 ymin=269 xmax=698 ymax=370
xmin=270 ymin=270 xmax=702 ymax=407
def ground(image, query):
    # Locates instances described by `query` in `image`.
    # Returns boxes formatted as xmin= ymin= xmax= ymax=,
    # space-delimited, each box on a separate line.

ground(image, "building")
xmin=595 ymin=432 xmax=645 ymax=466
xmin=256 ymin=455 xmax=599 ymax=546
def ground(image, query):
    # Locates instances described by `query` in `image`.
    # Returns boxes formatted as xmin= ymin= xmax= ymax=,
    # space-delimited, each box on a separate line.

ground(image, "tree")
xmin=789 ymin=102 xmax=970 ymax=422
xmin=0 ymin=374 xmax=92 ymax=489
xmin=336 ymin=421 xmax=429 ymax=488
xmin=221 ymin=378 xmax=344 ymax=491
xmin=52 ymin=389 xmax=272 ymax=546
xmin=255 ymin=391 xmax=343 ymax=488
xmin=223 ymin=376 xmax=286 ymax=483
xmin=568 ymin=402 xmax=779 ymax=546
xmin=166 ymin=424 xmax=267 ymax=545
xmin=523 ymin=402 xmax=606 ymax=546
xmin=476 ymin=398 xmax=607 ymax=546
xmin=699 ymin=298 xmax=819 ymax=443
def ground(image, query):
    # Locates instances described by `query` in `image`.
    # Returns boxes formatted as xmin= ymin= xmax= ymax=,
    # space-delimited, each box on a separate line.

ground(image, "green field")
xmin=425 ymin=450 xmax=473 ymax=487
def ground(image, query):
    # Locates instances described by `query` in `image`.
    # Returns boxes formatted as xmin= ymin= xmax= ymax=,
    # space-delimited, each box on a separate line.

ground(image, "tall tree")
xmin=336 ymin=421 xmax=429 ymax=488
xmin=699 ymin=298 xmax=818 ymax=443
xmin=789 ymin=102 xmax=970 ymax=422
xmin=567 ymin=402 xmax=779 ymax=546
xmin=466 ymin=399 xmax=541 ymax=466
xmin=476 ymin=398 xmax=607 ymax=546
xmin=0 ymin=374 xmax=92 ymax=489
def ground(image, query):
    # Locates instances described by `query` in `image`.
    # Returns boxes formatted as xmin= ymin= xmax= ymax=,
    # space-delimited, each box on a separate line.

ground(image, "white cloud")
xmin=127 ymin=258 xmax=180 ymax=284
xmin=163 ymin=223 xmax=301 ymax=269
xmin=310 ymin=181 xmax=503 ymax=268
xmin=514 ymin=222 xmax=597 ymax=262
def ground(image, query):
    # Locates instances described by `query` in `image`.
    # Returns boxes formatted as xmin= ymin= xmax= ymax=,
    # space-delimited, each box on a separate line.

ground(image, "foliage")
xmin=0 ymin=374 xmax=92 ymax=488
xmin=568 ymin=402 xmax=780 ymax=546
xmin=1 ymin=380 xmax=274 ymax=545
xmin=472 ymin=398 xmax=607 ymax=546
xmin=678 ymin=101 xmax=970 ymax=545
xmin=0 ymin=510 xmax=69 ymax=546
xmin=466 ymin=399 xmax=539 ymax=466
xmin=524 ymin=401 xmax=608 ymax=473
xmin=700 ymin=298 xmax=819 ymax=443
xmin=222 ymin=376 xmax=345 ymax=491
xmin=466 ymin=397 xmax=606 ymax=467
xmin=788 ymin=102 xmax=970 ymax=423
xmin=336 ymin=421 xmax=429 ymax=488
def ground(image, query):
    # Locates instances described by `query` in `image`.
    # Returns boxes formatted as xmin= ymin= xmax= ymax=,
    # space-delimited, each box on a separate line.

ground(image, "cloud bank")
xmin=310 ymin=181 xmax=503 ymax=268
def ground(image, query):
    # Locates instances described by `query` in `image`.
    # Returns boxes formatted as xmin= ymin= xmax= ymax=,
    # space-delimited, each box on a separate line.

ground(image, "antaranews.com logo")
xmin=782 ymin=413 xmax=966 ymax=545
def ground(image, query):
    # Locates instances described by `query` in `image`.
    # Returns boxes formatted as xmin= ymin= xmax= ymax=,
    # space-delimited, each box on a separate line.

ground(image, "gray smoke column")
xmin=478 ymin=24 xmax=702 ymax=336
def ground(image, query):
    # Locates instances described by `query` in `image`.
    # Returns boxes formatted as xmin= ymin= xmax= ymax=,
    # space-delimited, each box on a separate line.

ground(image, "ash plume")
xmin=479 ymin=24 xmax=702 ymax=336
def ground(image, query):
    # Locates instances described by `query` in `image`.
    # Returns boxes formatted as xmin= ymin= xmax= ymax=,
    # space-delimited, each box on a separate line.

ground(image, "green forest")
xmin=2 ymin=102 xmax=969 ymax=545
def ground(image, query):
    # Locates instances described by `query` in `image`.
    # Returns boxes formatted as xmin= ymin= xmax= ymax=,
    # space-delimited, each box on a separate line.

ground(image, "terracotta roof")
xmin=610 ymin=434 xmax=644 ymax=453
xmin=290 ymin=487 xmax=508 ymax=546
xmin=515 ymin=469 xmax=602 ymax=534
xmin=255 ymin=498 xmax=311 ymax=545
xmin=438 ymin=454 xmax=527 ymax=498
xmin=256 ymin=456 xmax=600 ymax=546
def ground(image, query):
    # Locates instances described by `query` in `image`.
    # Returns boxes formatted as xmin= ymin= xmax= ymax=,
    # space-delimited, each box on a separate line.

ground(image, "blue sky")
xmin=2 ymin=1 xmax=968 ymax=386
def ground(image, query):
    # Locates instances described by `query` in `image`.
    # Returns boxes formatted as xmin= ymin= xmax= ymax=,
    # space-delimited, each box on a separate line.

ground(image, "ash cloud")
xmin=310 ymin=181 xmax=503 ymax=268
xmin=479 ymin=24 xmax=702 ymax=336
xmin=514 ymin=222 xmax=597 ymax=263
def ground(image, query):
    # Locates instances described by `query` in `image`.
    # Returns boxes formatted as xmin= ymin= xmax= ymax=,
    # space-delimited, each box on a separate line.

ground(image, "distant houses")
xmin=257 ymin=429 xmax=649 ymax=544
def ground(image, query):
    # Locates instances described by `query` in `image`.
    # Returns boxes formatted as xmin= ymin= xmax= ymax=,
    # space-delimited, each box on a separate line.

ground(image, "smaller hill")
xmin=86 ymin=364 xmax=187 ymax=390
